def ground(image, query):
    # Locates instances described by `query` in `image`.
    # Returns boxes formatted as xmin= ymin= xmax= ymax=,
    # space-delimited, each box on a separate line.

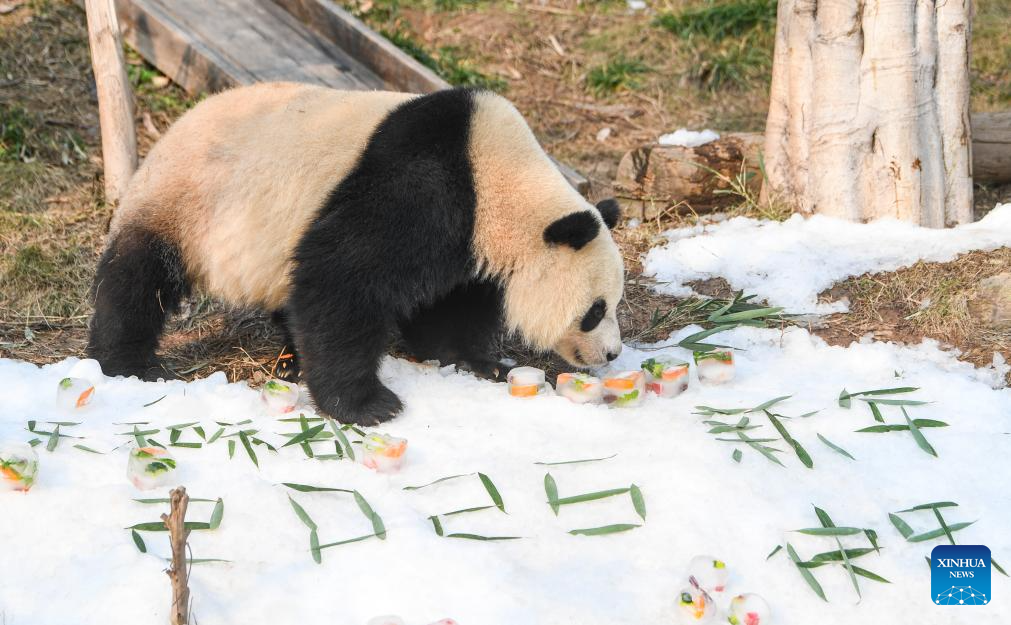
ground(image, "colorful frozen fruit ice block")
xmin=0 ymin=443 xmax=39 ymax=492
xmin=687 ymin=555 xmax=730 ymax=594
xmin=361 ymin=432 xmax=408 ymax=472
xmin=260 ymin=379 xmax=299 ymax=414
xmin=507 ymin=366 xmax=546 ymax=398
xmin=676 ymin=587 xmax=716 ymax=623
xmin=127 ymin=446 xmax=177 ymax=491
xmin=693 ymin=349 xmax=735 ymax=385
xmin=556 ymin=372 xmax=603 ymax=404
xmin=727 ymin=593 xmax=771 ymax=625
xmin=56 ymin=377 xmax=94 ymax=409
xmin=602 ymin=370 xmax=645 ymax=407
xmin=641 ymin=357 xmax=690 ymax=398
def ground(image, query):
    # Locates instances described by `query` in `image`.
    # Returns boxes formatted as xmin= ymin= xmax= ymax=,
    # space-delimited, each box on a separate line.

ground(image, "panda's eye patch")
xmin=580 ymin=298 xmax=607 ymax=332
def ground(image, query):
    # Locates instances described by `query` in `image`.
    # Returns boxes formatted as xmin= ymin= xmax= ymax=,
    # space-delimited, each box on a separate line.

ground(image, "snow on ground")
xmin=658 ymin=128 xmax=720 ymax=147
xmin=2 ymin=325 xmax=1009 ymax=625
xmin=644 ymin=203 xmax=1011 ymax=313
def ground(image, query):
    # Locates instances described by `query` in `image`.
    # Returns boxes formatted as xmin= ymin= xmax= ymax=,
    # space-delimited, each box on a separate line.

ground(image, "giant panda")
xmin=87 ymin=82 xmax=625 ymax=424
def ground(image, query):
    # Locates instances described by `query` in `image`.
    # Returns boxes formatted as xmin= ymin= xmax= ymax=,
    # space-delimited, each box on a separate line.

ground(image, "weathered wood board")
xmin=93 ymin=0 xmax=590 ymax=193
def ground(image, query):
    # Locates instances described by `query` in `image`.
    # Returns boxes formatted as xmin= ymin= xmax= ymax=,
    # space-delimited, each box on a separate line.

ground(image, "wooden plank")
xmin=972 ymin=112 xmax=1011 ymax=184
xmin=271 ymin=0 xmax=447 ymax=93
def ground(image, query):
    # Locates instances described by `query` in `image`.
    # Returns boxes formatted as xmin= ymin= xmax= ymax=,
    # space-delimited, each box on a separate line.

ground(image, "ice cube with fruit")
xmin=127 ymin=446 xmax=177 ymax=490
xmin=361 ymin=432 xmax=408 ymax=472
xmin=56 ymin=377 xmax=95 ymax=410
xmin=602 ymin=370 xmax=645 ymax=407
xmin=641 ymin=356 xmax=690 ymax=398
xmin=0 ymin=443 xmax=39 ymax=492
xmin=727 ymin=593 xmax=770 ymax=625
xmin=676 ymin=586 xmax=716 ymax=623
xmin=687 ymin=555 xmax=730 ymax=594
xmin=507 ymin=366 xmax=546 ymax=398
xmin=260 ymin=379 xmax=300 ymax=414
xmin=693 ymin=349 xmax=735 ymax=385
xmin=556 ymin=372 xmax=603 ymax=404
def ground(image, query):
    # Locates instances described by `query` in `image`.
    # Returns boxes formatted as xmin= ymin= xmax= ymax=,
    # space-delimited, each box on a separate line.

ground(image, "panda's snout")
xmin=606 ymin=351 xmax=619 ymax=362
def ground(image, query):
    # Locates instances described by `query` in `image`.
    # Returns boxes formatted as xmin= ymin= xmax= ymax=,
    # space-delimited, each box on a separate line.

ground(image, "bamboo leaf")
xmin=207 ymin=427 xmax=225 ymax=445
xmin=545 ymin=473 xmax=559 ymax=515
xmin=310 ymin=529 xmax=321 ymax=564
xmin=128 ymin=521 xmax=211 ymax=531
xmin=402 ymin=473 xmax=472 ymax=490
xmin=787 ymin=543 xmax=827 ymax=601
xmin=795 ymin=527 xmax=863 ymax=536
xmin=281 ymin=424 xmax=326 ymax=448
xmin=569 ymin=523 xmax=640 ymax=536
xmin=732 ymin=449 xmax=743 ymax=463
xmin=766 ymin=411 xmax=812 ymax=468
xmin=430 ymin=515 xmax=444 ymax=536
xmin=281 ymin=482 xmax=354 ymax=493
xmin=133 ymin=425 xmax=148 ymax=447
xmin=630 ymin=484 xmax=646 ymax=521
xmin=169 ymin=429 xmax=182 ymax=444
xmin=750 ymin=396 xmax=792 ymax=412
xmin=889 ymin=513 xmax=915 ymax=539
xmin=850 ymin=565 xmax=891 ymax=583
xmin=477 ymin=472 xmax=506 ymax=513
xmin=993 ymin=558 xmax=1008 ymax=577
xmin=209 ymin=498 xmax=224 ymax=530
xmin=903 ymin=407 xmax=937 ymax=457
xmin=131 ymin=529 xmax=146 ymax=553
xmin=858 ymin=398 xmax=928 ymax=406
xmin=554 ymin=487 xmax=631 ymax=506
xmin=46 ymin=424 xmax=60 ymax=452
xmin=194 ymin=426 xmax=205 ymax=440
xmin=169 ymin=442 xmax=202 ymax=449
xmin=898 ymin=502 xmax=959 ymax=512
xmin=73 ymin=444 xmax=103 ymax=454
xmin=238 ymin=430 xmax=258 ymax=467
xmin=287 ymin=495 xmax=317 ymax=531
xmin=838 ymin=389 xmax=852 ymax=409
xmin=143 ymin=395 xmax=167 ymax=407
xmin=318 ymin=533 xmax=378 ymax=550
xmin=841 ymin=387 xmax=919 ymax=400
xmin=766 ymin=544 xmax=783 ymax=560
xmin=440 ymin=505 xmax=497 ymax=517
xmin=709 ymin=306 xmax=784 ymax=323
xmin=813 ymin=506 xmax=835 ymax=528
xmin=327 ymin=418 xmax=355 ymax=460
xmin=444 ymin=533 xmax=523 ymax=541
xmin=836 ymin=537 xmax=861 ymax=599
xmin=817 ymin=434 xmax=855 ymax=460
xmin=353 ymin=491 xmax=386 ymax=539
xmin=908 ymin=521 xmax=975 ymax=543
xmin=811 ymin=548 xmax=877 ymax=562
xmin=868 ymin=402 xmax=885 ymax=423
xmin=534 ymin=454 xmax=617 ymax=466
xmin=865 ymin=529 xmax=881 ymax=553
xmin=227 ymin=439 xmax=236 ymax=459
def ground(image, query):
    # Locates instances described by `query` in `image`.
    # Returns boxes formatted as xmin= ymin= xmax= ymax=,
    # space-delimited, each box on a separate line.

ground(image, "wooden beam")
xmin=84 ymin=0 xmax=138 ymax=204
xmin=972 ymin=112 xmax=1011 ymax=184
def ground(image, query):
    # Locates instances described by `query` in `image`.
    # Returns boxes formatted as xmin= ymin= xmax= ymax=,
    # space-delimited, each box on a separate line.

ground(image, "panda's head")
xmin=468 ymin=91 xmax=626 ymax=368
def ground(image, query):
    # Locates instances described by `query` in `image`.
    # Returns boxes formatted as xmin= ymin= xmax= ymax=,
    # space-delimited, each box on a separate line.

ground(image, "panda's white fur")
xmin=92 ymin=83 xmax=624 ymax=423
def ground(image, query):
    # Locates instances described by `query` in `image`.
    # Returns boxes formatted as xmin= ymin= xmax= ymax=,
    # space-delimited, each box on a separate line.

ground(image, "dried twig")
xmin=162 ymin=487 xmax=191 ymax=625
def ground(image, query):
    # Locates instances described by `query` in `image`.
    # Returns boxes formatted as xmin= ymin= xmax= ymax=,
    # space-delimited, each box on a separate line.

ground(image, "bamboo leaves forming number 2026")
xmin=285 ymin=486 xmax=386 ymax=564
xmin=544 ymin=472 xmax=646 ymax=536
xmin=840 ymin=386 xmax=945 ymax=457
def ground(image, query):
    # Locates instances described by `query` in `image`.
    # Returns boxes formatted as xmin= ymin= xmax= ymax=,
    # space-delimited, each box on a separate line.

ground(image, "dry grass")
xmin=816 ymin=248 xmax=1011 ymax=383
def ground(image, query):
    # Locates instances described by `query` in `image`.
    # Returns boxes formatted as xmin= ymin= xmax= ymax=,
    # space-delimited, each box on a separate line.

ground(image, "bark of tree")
xmin=763 ymin=0 xmax=974 ymax=227
xmin=84 ymin=0 xmax=138 ymax=205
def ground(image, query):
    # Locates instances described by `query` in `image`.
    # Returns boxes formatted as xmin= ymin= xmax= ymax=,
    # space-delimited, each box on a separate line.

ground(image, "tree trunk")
xmin=84 ymin=0 xmax=138 ymax=205
xmin=763 ymin=0 xmax=974 ymax=227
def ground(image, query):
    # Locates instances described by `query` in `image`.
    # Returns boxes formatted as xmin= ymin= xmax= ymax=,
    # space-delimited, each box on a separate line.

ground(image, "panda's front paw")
xmin=463 ymin=359 xmax=510 ymax=383
xmin=330 ymin=384 xmax=404 ymax=426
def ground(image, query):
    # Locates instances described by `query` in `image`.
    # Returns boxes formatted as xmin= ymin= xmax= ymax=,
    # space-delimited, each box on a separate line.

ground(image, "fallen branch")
xmin=162 ymin=487 xmax=191 ymax=625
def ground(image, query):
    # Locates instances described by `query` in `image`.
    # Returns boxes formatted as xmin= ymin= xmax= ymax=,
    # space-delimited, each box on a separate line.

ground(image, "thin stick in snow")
xmin=162 ymin=487 xmax=191 ymax=625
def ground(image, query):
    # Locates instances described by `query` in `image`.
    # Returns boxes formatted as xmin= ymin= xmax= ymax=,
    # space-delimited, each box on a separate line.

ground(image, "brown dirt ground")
xmin=1 ymin=0 xmax=1008 ymax=386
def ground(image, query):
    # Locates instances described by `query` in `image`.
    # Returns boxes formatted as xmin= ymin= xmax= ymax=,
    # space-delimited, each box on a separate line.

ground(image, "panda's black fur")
xmin=87 ymin=86 xmax=622 ymax=425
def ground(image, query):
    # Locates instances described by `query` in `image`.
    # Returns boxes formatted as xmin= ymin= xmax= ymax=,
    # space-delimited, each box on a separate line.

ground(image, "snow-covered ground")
xmin=2 ymin=323 xmax=1009 ymax=624
xmin=644 ymin=203 xmax=1011 ymax=313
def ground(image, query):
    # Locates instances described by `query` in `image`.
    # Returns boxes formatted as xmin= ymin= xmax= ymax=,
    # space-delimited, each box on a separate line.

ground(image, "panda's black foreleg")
xmin=270 ymin=309 xmax=301 ymax=382
xmin=287 ymin=285 xmax=402 ymax=426
xmin=399 ymin=280 xmax=508 ymax=381
xmin=87 ymin=228 xmax=189 ymax=380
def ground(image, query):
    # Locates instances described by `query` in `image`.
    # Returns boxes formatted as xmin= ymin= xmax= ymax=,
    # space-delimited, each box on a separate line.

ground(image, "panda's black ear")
xmin=543 ymin=210 xmax=600 ymax=251
xmin=595 ymin=198 xmax=621 ymax=229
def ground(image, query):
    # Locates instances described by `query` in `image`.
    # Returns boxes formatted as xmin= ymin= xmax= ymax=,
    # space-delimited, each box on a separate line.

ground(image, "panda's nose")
xmin=606 ymin=351 xmax=618 ymax=362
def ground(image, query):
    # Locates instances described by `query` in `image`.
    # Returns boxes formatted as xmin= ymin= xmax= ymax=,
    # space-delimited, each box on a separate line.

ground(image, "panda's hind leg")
xmin=399 ymin=280 xmax=508 ymax=381
xmin=87 ymin=228 xmax=189 ymax=379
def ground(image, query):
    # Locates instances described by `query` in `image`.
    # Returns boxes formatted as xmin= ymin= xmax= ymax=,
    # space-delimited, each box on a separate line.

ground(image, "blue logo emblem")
xmin=932 ymin=545 xmax=991 ymax=605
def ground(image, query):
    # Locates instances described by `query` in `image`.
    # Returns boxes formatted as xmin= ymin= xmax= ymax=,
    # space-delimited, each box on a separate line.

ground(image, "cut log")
xmin=972 ymin=112 xmax=1011 ymax=184
xmin=613 ymin=133 xmax=764 ymax=220
xmin=84 ymin=0 xmax=138 ymax=204
xmin=615 ymin=115 xmax=1010 ymax=219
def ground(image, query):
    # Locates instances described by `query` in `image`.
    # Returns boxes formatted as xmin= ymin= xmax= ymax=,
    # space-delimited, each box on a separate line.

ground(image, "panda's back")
xmin=112 ymin=82 xmax=417 ymax=309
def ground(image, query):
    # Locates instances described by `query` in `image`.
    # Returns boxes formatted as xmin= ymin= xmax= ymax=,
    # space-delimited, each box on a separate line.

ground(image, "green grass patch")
xmin=586 ymin=56 xmax=650 ymax=96
xmin=972 ymin=0 xmax=1011 ymax=109
xmin=656 ymin=0 xmax=777 ymax=41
